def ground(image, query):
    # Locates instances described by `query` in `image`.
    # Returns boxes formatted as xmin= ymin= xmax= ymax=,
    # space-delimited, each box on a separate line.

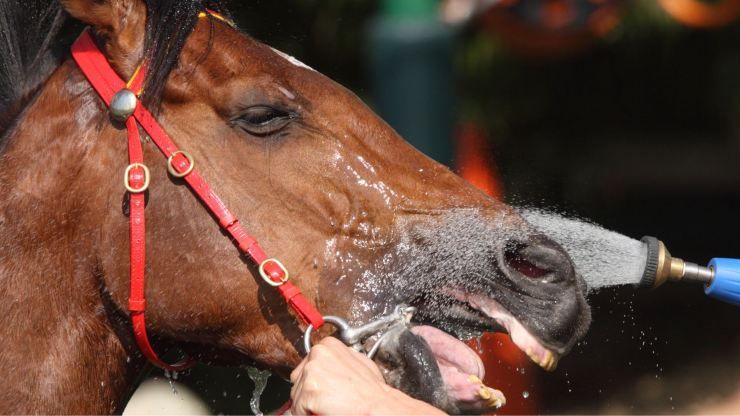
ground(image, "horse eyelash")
xmin=229 ymin=109 xmax=298 ymax=137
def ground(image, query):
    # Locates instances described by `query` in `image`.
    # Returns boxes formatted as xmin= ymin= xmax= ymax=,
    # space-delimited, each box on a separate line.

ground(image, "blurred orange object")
xmin=456 ymin=124 xmax=539 ymax=415
xmin=467 ymin=334 xmax=539 ymax=415
xmin=658 ymin=0 xmax=740 ymax=29
xmin=455 ymin=124 xmax=503 ymax=198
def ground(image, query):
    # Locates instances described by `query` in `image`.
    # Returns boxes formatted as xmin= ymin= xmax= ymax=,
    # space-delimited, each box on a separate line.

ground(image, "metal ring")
xmin=123 ymin=163 xmax=150 ymax=193
xmin=303 ymin=316 xmax=352 ymax=355
xmin=167 ymin=150 xmax=195 ymax=178
xmin=258 ymin=258 xmax=290 ymax=287
xmin=366 ymin=330 xmax=393 ymax=360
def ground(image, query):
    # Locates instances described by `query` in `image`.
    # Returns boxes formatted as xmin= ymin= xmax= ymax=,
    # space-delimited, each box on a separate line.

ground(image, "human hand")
xmin=288 ymin=337 xmax=444 ymax=415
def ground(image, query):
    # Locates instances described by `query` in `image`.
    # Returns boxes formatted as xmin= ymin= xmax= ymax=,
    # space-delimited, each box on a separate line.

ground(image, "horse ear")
xmin=61 ymin=0 xmax=147 ymax=71
xmin=62 ymin=0 xmax=143 ymax=34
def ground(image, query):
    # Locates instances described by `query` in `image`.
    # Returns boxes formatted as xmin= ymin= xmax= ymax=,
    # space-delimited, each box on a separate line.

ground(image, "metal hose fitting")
xmin=640 ymin=236 xmax=714 ymax=288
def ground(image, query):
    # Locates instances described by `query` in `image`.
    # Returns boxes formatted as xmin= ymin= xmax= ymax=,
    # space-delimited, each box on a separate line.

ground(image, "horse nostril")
xmin=503 ymin=240 xmax=572 ymax=280
xmin=504 ymin=243 xmax=549 ymax=279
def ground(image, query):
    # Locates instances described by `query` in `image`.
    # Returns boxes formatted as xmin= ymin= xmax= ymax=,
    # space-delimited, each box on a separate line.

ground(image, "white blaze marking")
xmin=278 ymin=86 xmax=296 ymax=100
xmin=270 ymin=47 xmax=315 ymax=71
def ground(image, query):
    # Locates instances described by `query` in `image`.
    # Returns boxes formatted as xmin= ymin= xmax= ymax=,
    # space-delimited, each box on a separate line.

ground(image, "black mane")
xmin=0 ymin=0 xmax=230 ymax=136
xmin=141 ymin=0 xmax=230 ymax=108
xmin=0 ymin=0 xmax=65 ymax=135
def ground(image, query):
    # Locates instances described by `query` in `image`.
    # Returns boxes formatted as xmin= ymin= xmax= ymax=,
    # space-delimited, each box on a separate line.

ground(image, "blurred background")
xmin=126 ymin=0 xmax=740 ymax=414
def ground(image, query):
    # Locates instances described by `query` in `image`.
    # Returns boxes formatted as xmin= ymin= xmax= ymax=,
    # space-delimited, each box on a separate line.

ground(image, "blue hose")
xmin=705 ymin=258 xmax=740 ymax=307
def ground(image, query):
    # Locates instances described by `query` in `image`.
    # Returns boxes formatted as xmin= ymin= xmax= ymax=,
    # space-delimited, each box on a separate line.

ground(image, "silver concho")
xmin=110 ymin=89 xmax=137 ymax=121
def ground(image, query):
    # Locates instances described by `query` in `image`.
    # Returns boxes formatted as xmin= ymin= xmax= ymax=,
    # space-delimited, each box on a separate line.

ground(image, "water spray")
xmin=639 ymin=236 xmax=740 ymax=306
xmin=519 ymin=208 xmax=740 ymax=306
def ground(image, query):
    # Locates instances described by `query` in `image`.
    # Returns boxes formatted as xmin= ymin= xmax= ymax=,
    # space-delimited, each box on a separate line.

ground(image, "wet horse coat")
xmin=0 ymin=0 xmax=590 ymax=413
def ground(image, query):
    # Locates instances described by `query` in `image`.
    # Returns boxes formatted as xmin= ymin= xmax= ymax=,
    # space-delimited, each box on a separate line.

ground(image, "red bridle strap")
xmin=70 ymin=29 xmax=324 ymax=370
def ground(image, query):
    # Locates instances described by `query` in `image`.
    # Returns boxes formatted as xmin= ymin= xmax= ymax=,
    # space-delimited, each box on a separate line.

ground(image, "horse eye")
xmin=233 ymin=105 xmax=295 ymax=136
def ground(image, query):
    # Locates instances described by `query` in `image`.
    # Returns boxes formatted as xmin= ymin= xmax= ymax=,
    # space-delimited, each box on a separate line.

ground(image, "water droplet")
xmin=522 ymin=391 xmax=529 ymax=399
xmin=167 ymin=379 xmax=178 ymax=395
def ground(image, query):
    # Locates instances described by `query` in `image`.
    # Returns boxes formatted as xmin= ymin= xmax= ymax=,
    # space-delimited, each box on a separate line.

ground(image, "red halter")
xmin=70 ymin=24 xmax=324 ymax=371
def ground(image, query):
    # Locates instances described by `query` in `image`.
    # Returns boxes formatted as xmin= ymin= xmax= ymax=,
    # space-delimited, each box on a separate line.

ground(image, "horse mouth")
xmin=376 ymin=290 xmax=559 ymax=413
xmin=416 ymin=289 xmax=560 ymax=369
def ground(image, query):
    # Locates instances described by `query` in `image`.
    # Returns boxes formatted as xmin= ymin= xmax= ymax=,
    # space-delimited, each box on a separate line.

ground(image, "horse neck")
xmin=0 ymin=60 xmax=146 ymax=414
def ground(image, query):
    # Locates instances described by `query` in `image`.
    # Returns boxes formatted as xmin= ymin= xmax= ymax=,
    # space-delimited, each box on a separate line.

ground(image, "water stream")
xmin=520 ymin=208 xmax=647 ymax=289
xmin=246 ymin=367 xmax=272 ymax=416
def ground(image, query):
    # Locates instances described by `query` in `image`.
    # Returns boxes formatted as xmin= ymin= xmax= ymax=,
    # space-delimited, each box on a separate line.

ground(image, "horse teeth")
xmin=478 ymin=386 xmax=492 ymax=400
xmin=522 ymin=347 xmax=559 ymax=371
xmin=540 ymin=351 xmax=558 ymax=371
xmin=539 ymin=352 xmax=550 ymax=369
xmin=489 ymin=397 xmax=504 ymax=409
xmin=526 ymin=349 xmax=558 ymax=371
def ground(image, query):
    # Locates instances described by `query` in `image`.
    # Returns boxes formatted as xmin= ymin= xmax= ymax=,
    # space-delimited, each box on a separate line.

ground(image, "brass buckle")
xmin=167 ymin=150 xmax=195 ymax=178
xmin=123 ymin=163 xmax=150 ymax=193
xmin=259 ymin=258 xmax=290 ymax=287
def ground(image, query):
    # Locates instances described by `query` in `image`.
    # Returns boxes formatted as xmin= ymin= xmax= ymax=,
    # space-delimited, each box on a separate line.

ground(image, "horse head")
xmin=0 ymin=0 xmax=590 ymax=413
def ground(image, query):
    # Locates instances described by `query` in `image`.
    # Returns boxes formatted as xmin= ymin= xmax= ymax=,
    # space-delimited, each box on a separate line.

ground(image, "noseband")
xmin=70 ymin=14 xmax=324 ymax=371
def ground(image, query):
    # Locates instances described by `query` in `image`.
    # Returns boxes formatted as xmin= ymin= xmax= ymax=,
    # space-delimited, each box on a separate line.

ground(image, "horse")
xmin=0 ymin=0 xmax=591 ymax=413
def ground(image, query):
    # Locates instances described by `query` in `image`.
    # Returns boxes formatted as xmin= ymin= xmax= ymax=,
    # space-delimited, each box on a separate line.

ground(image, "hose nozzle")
xmin=639 ymin=236 xmax=714 ymax=289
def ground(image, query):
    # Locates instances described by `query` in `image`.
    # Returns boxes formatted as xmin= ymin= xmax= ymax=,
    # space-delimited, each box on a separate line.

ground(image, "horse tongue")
xmin=411 ymin=326 xmax=506 ymax=411
xmin=410 ymin=326 xmax=484 ymax=378
xmin=375 ymin=326 xmax=505 ymax=413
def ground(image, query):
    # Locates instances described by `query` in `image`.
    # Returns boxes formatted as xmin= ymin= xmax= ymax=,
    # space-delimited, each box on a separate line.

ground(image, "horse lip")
xmin=441 ymin=288 xmax=564 ymax=370
xmin=410 ymin=295 xmax=504 ymax=336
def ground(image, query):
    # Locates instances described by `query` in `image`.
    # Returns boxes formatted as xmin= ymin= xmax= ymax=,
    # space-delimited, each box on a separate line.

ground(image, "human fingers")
xmin=290 ymin=358 xmax=330 ymax=415
xmin=290 ymin=356 xmax=307 ymax=384
xmin=313 ymin=338 xmax=385 ymax=384
xmin=346 ymin=345 xmax=385 ymax=380
xmin=291 ymin=336 xmax=339 ymax=384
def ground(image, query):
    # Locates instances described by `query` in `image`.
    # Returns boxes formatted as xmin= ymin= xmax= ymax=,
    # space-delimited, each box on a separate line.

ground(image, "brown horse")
xmin=0 ymin=0 xmax=590 ymax=414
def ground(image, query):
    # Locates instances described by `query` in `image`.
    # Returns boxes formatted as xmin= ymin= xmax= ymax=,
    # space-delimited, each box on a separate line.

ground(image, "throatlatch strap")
xmin=70 ymin=27 xmax=324 ymax=370
xmin=127 ymin=116 xmax=194 ymax=371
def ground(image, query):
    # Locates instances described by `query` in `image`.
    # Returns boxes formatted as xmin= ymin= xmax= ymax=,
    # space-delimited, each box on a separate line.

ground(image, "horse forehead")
xmin=193 ymin=27 xmax=322 ymax=90
xmin=269 ymin=47 xmax=315 ymax=72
